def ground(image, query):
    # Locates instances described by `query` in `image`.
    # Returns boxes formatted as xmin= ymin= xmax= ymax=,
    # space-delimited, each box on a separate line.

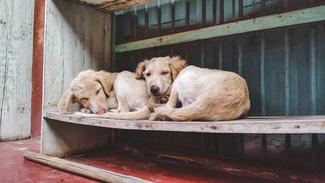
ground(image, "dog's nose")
xmin=96 ymin=108 xmax=106 ymax=115
xmin=150 ymin=85 xmax=160 ymax=95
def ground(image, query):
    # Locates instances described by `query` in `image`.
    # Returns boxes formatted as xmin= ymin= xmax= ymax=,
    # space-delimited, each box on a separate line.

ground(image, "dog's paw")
xmin=80 ymin=108 xmax=91 ymax=114
xmin=109 ymin=109 xmax=119 ymax=113
xmin=73 ymin=112 xmax=85 ymax=118
xmin=149 ymin=112 xmax=166 ymax=121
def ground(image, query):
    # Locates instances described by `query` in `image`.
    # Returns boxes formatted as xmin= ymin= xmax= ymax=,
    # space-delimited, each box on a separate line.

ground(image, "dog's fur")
xmin=150 ymin=65 xmax=251 ymax=121
xmin=74 ymin=56 xmax=187 ymax=120
xmin=58 ymin=70 xmax=118 ymax=114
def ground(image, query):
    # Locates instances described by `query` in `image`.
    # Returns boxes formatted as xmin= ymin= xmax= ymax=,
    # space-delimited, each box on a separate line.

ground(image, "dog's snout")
xmin=96 ymin=108 xmax=106 ymax=115
xmin=150 ymin=85 xmax=160 ymax=95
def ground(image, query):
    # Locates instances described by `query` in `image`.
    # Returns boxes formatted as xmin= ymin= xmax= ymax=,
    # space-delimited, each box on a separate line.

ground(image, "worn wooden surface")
xmin=43 ymin=0 xmax=111 ymax=113
xmin=69 ymin=0 xmax=156 ymax=12
xmin=0 ymin=0 xmax=35 ymax=141
xmin=45 ymin=112 xmax=325 ymax=134
xmin=42 ymin=118 xmax=110 ymax=157
xmin=24 ymin=151 xmax=153 ymax=183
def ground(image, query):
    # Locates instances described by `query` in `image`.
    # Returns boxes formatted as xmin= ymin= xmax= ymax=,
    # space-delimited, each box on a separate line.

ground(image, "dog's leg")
xmin=117 ymin=97 xmax=129 ymax=113
xmin=166 ymin=89 xmax=178 ymax=108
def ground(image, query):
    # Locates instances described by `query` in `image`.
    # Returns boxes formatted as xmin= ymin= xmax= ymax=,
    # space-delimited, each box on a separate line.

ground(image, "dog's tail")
xmin=81 ymin=107 xmax=151 ymax=120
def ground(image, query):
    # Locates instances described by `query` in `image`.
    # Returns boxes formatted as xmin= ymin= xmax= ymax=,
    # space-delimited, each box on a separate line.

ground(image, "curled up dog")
xmin=64 ymin=56 xmax=187 ymax=120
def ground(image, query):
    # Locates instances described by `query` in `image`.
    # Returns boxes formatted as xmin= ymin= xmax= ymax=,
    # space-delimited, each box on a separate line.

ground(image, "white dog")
xmin=150 ymin=65 xmax=250 ymax=121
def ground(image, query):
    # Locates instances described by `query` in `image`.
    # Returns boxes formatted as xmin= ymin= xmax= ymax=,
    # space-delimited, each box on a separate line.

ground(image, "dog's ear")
xmin=135 ymin=59 xmax=150 ymax=79
xmin=168 ymin=56 xmax=187 ymax=80
xmin=96 ymin=71 xmax=116 ymax=96
xmin=58 ymin=89 xmax=75 ymax=114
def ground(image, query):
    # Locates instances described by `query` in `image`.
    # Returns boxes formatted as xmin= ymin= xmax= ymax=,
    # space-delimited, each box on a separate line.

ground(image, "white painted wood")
xmin=45 ymin=112 xmax=325 ymax=134
xmin=42 ymin=0 xmax=112 ymax=155
xmin=24 ymin=152 xmax=153 ymax=183
xmin=43 ymin=0 xmax=111 ymax=113
xmin=0 ymin=0 xmax=35 ymax=141
xmin=41 ymin=117 xmax=110 ymax=157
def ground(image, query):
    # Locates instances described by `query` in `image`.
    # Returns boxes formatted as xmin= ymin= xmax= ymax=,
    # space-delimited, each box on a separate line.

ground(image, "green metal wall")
xmin=115 ymin=0 xmax=325 ymax=116
xmin=113 ymin=0 xmax=325 ymax=170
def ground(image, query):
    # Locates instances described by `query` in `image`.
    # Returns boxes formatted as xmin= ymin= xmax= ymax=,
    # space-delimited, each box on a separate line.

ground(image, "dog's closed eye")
xmin=96 ymin=89 xmax=100 ymax=95
xmin=161 ymin=71 xmax=169 ymax=75
xmin=82 ymin=98 xmax=89 ymax=101
xmin=146 ymin=73 xmax=151 ymax=77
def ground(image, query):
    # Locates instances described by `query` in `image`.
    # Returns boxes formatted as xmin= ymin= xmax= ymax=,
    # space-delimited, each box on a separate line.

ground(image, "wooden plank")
xmin=45 ymin=112 xmax=325 ymax=134
xmin=43 ymin=0 xmax=111 ymax=113
xmin=23 ymin=151 xmax=153 ymax=183
xmin=0 ymin=0 xmax=35 ymax=141
xmin=41 ymin=117 xmax=110 ymax=157
xmin=115 ymin=5 xmax=325 ymax=53
xmin=69 ymin=0 xmax=156 ymax=12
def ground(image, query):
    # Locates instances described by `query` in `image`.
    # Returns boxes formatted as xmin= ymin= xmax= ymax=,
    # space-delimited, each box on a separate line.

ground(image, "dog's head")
xmin=136 ymin=56 xmax=187 ymax=98
xmin=58 ymin=70 xmax=117 ymax=114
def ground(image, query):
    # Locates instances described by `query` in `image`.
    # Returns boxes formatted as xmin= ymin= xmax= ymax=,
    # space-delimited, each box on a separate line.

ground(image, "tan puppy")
xmin=58 ymin=70 xmax=118 ymax=114
xmin=136 ymin=56 xmax=187 ymax=107
xmin=150 ymin=65 xmax=251 ymax=121
xmin=74 ymin=56 xmax=187 ymax=120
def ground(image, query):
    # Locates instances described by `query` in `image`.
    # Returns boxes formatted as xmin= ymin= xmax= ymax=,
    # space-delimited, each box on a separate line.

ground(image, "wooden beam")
xmin=69 ymin=0 xmax=156 ymax=12
xmin=24 ymin=152 xmax=153 ymax=183
xmin=115 ymin=5 xmax=325 ymax=53
xmin=45 ymin=112 xmax=325 ymax=134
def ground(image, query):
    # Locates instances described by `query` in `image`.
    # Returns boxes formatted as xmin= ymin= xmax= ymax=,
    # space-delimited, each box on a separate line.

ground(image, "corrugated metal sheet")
xmin=113 ymin=0 xmax=325 ymax=170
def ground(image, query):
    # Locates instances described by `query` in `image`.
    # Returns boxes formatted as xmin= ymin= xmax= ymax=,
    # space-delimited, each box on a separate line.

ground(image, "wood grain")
xmin=69 ymin=0 xmax=156 ymax=12
xmin=0 ymin=0 xmax=35 ymax=141
xmin=45 ymin=112 xmax=325 ymax=134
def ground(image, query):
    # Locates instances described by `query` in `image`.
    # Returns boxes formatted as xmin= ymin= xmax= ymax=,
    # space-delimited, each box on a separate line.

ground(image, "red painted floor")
xmin=0 ymin=139 xmax=97 ymax=183
xmin=0 ymin=139 xmax=273 ymax=183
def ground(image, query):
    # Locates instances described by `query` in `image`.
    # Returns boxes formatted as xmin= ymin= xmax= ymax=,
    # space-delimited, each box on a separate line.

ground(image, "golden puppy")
xmin=58 ymin=70 xmax=118 ymax=114
xmin=74 ymin=56 xmax=187 ymax=120
xmin=150 ymin=65 xmax=251 ymax=121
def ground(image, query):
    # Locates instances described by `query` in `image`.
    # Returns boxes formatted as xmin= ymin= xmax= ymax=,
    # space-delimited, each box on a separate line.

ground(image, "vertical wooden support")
xmin=202 ymin=0 xmax=206 ymax=25
xmin=260 ymin=31 xmax=266 ymax=115
xmin=311 ymin=134 xmax=318 ymax=171
xmin=220 ymin=0 xmax=224 ymax=24
xmin=171 ymin=0 xmax=175 ymax=32
xmin=238 ymin=0 xmax=243 ymax=17
xmin=284 ymin=134 xmax=291 ymax=166
xmin=284 ymin=29 xmax=290 ymax=115
xmin=145 ymin=4 xmax=149 ymax=37
xmin=157 ymin=1 xmax=161 ymax=34
xmin=238 ymin=39 xmax=242 ymax=75
xmin=218 ymin=41 xmax=223 ymax=69
xmin=310 ymin=27 xmax=317 ymax=114
xmin=31 ymin=0 xmax=45 ymax=138
xmin=213 ymin=0 xmax=217 ymax=24
xmin=111 ymin=13 xmax=117 ymax=72
xmin=185 ymin=0 xmax=190 ymax=28
xmin=261 ymin=134 xmax=267 ymax=160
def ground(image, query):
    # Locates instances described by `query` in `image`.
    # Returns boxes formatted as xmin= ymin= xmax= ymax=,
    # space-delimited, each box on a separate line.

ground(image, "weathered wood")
xmin=43 ymin=0 xmax=111 ymax=114
xmin=0 ymin=0 xmax=35 ymax=141
xmin=42 ymin=118 xmax=110 ymax=157
xmin=45 ymin=112 xmax=325 ymax=134
xmin=69 ymin=0 xmax=156 ymax=12
xmin=115 ymin=5 xmax=325 ymax=52
xmin=23 ymin=151 xmax=153 ymax=183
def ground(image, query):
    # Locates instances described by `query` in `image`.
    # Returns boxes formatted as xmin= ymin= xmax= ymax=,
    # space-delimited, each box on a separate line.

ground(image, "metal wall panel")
xmin=114 ymin=0 xmax=325 ymax=169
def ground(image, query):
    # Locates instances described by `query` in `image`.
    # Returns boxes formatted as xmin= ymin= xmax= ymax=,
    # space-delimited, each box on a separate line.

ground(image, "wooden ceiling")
xmin=70 ymin=0 xmax=156 ymax=12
